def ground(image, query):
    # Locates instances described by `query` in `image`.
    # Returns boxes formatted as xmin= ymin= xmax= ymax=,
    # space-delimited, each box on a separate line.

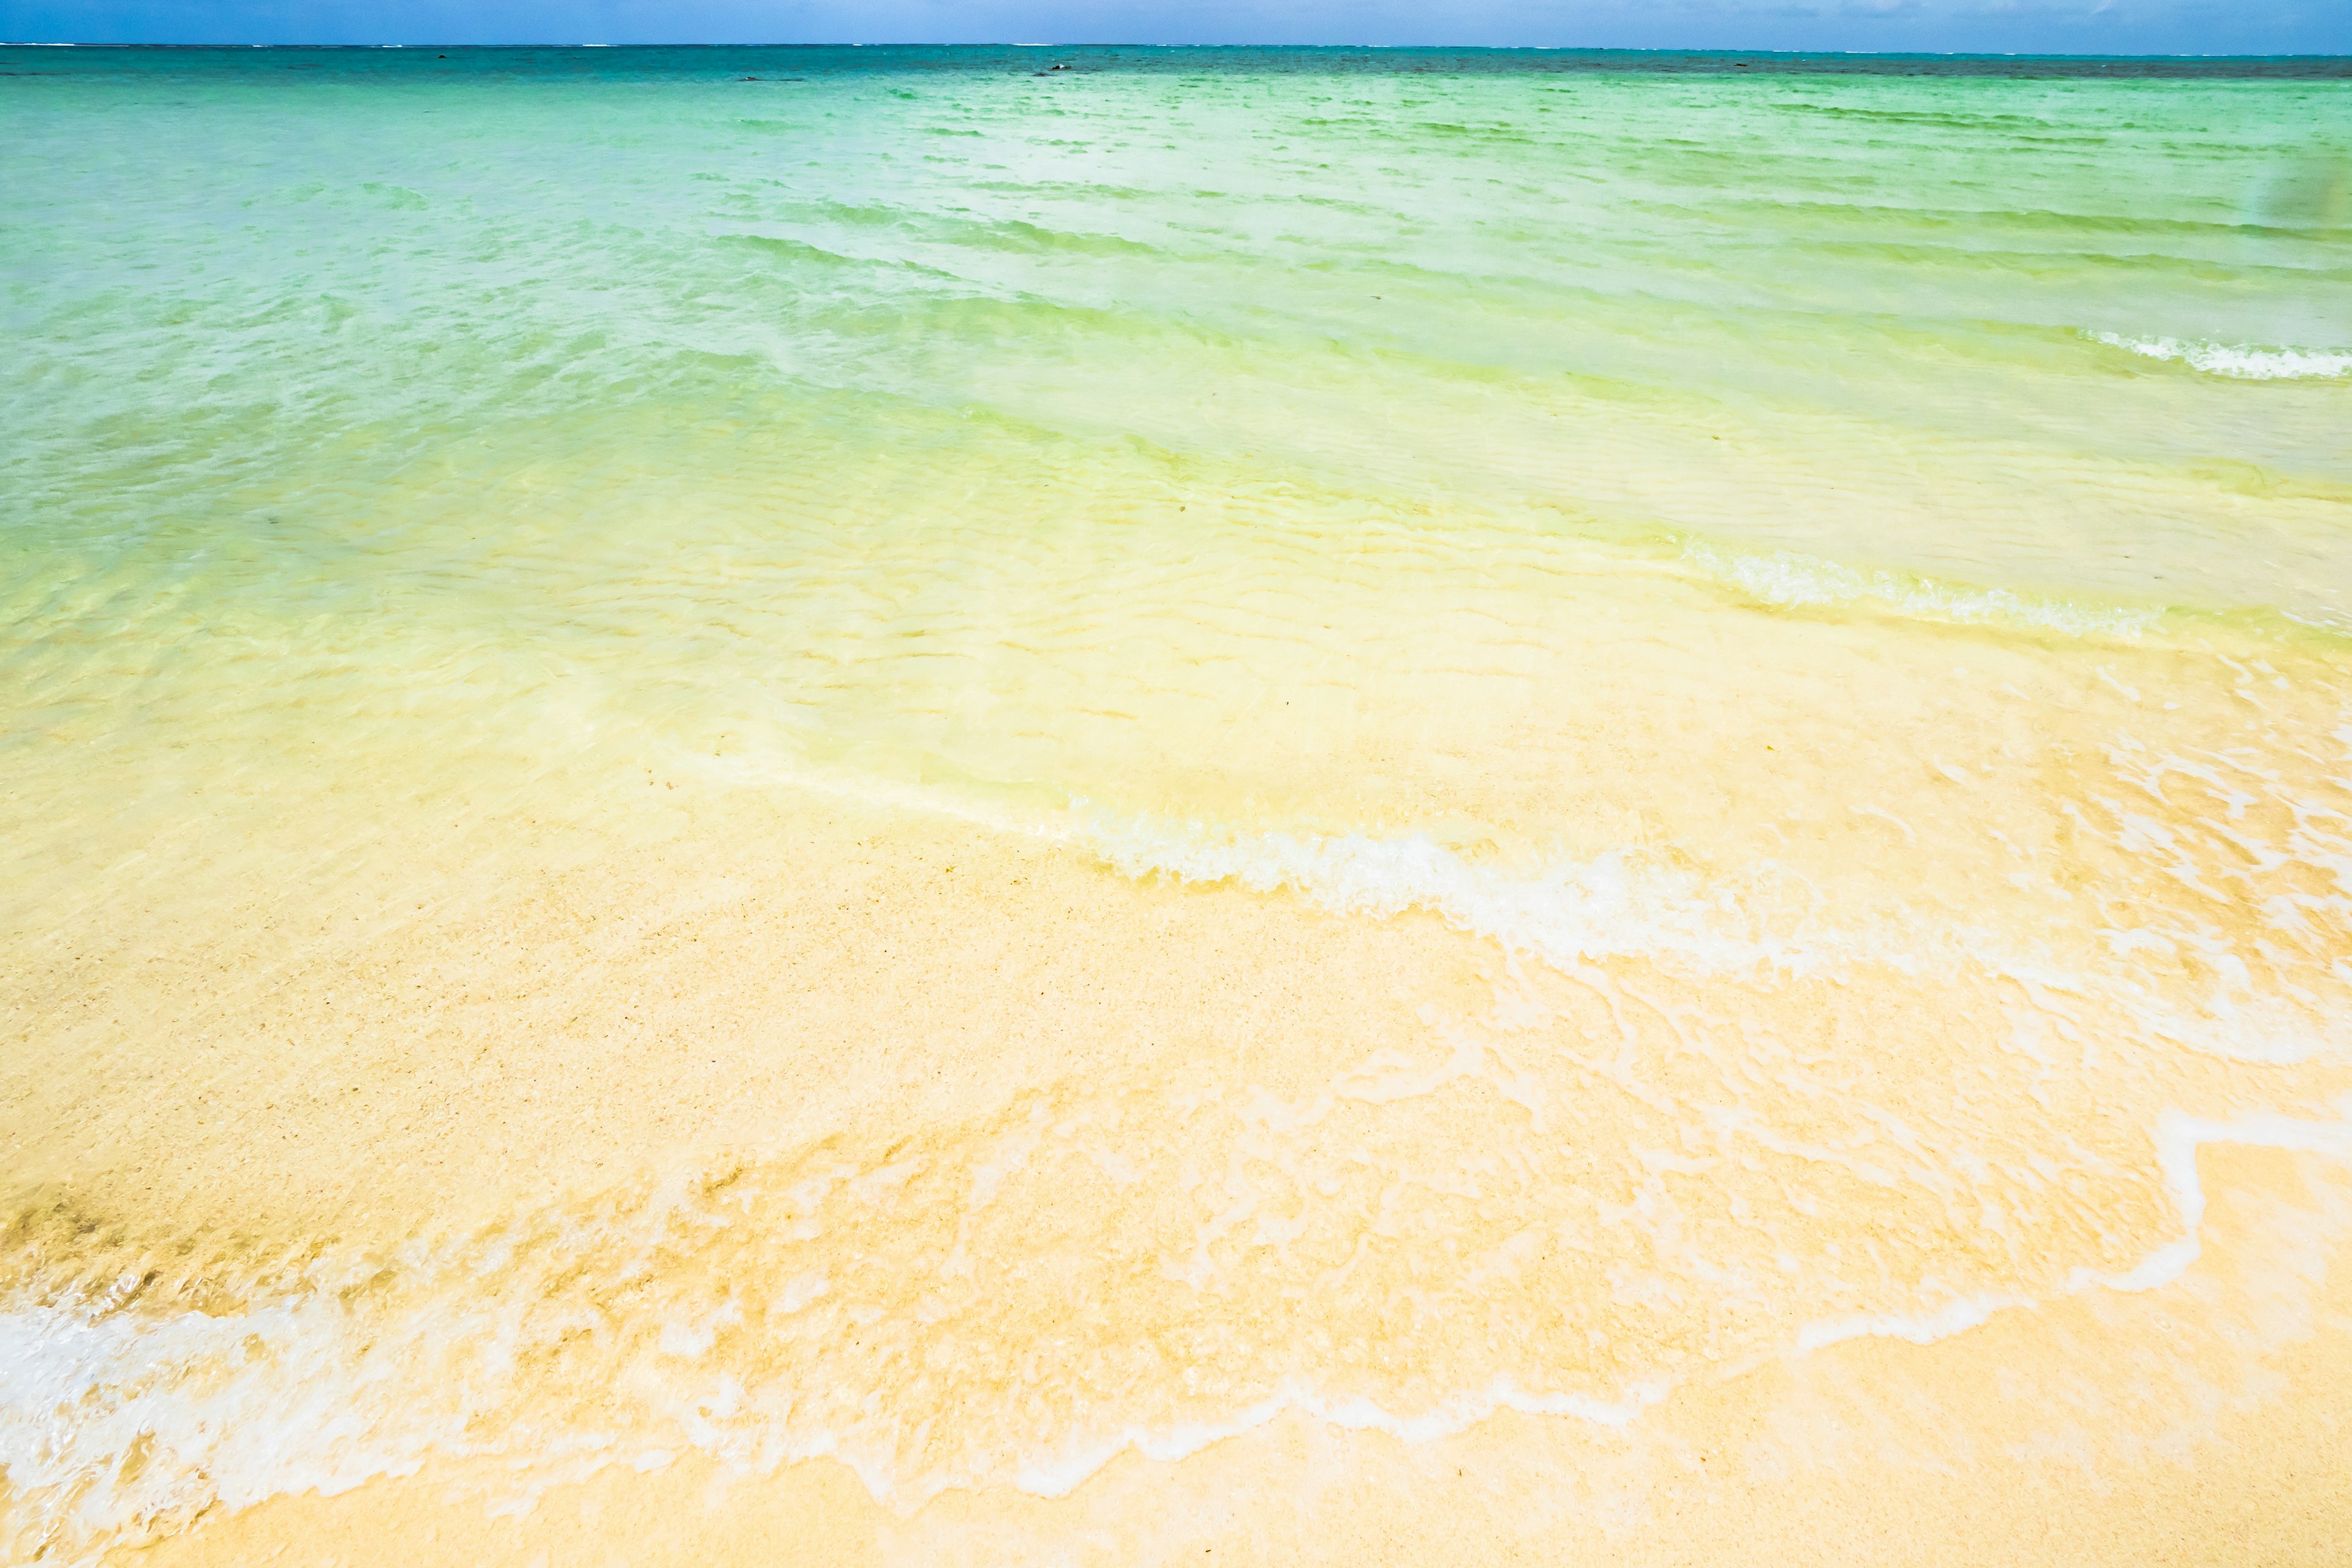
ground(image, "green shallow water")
xmin=7 ymin=50 xmax=2350 ymax=593
xmin=6 ymin=46 xmax=2350 ymax=827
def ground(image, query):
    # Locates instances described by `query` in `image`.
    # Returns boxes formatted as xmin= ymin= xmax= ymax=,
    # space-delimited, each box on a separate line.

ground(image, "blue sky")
xmin=2 ymin=0 xmax=2344 ymax=53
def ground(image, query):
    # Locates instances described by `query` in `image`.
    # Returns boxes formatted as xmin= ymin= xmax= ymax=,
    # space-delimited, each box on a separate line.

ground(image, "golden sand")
xmin=91 ymin=1144 xmax=2352 ymax=1567
xmin=13 ymin=676 xmax=2352 ymax=1561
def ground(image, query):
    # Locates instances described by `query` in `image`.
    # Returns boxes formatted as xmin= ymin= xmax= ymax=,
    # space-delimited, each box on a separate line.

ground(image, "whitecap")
xmin=2090 ymin=332 xmax=2352 ymax=380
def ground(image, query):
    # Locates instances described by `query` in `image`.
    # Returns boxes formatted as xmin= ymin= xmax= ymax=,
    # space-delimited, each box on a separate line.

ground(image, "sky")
xmin=1 ymin=0 xmax=2345 ymax=54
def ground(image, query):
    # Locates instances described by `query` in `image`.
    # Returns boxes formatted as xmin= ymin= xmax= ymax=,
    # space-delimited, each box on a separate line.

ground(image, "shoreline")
xmin=87 ymin=1137 xmax=2352 ymax=1567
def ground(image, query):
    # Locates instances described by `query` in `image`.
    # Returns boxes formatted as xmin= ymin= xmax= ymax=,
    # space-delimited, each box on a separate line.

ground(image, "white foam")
xmin=1781 ymin=1107 xmax=2352 ymax=1361
xmin=14 ymin=766 xmax=2321 ymax=1555
xmin=1793 ymin=1293 xmax=2031 ymax=1354
xmin=1684 ymin=542 xmax=2157 ymax=639
xmin=1085 ymin=812 xmax=1849 ymax=979
xmin=2069 ymin=1107 xmax=2352 ymax=1294
xmin=688 ymin=756 xmax=2352 ymax=1082
xmin=1081 ymin=810 xmax=2230 ymax=1026
xmin=10 ymin=1106 xmax=2352 ymax=1560
xmin=697 ymin=761 xmax=2346 ymax=1075
xmin=1009 ymin=1376 xmax=1671 ymax=1498
xmin=0 ymin=1289 xmax=472 ymax=1566
xmin=2090 ymin=332 xmax=2352 ymax=380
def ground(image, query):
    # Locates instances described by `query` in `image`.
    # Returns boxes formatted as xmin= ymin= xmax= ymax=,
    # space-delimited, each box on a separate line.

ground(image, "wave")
xmin=1680 ymin=541 xmax=2159 ymax=638
xmin=1006 ymin=1376 xmax=1668 ymax=1498
xmin=685 ymin=741 xmax=2352 ymax=1069
xmin=1079 ymin=805 xmax=2351 ymax=1068
xmin=12 ymin=780 xmax=2343 ymax=1556
xmin=2090 ymin=332 xmax=2352 ymax=381
xmin=0 ymin=1291 xmax=464 ymax=1562
xmin=9 ymin=1106 xmax=2349 ymax=1564
xmin=1087 ymin=815 xmax=1823 ymax=974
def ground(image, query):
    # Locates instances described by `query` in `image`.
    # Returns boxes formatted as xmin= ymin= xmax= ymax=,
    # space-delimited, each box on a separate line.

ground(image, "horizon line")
xmin=6 ymin=41 xmax=2348 ymax=58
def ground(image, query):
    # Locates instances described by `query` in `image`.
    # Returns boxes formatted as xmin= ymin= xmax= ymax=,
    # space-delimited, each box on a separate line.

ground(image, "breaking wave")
xmin=2090 ymin=332 xmax=2352 ymax=380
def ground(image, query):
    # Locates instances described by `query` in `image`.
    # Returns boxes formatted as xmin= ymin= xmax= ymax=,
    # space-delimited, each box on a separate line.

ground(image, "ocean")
xmin=4 ymin=44 xmax=2351 ymax=1567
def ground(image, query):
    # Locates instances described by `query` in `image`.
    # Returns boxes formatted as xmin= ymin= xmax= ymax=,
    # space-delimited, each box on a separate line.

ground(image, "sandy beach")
xmin=6 ymin=44 xmax=2350 ymax=1566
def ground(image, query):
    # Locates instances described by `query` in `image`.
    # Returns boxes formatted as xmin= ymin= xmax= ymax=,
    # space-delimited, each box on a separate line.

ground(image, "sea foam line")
xmin=701 ymin=751 xmax=1921 ymax=979
xmin=2071 ymin=1107 xmax=2352 ymax=1294
xmin=1088 ymin=805 xmax=2352 ymax=1068
xmin=1084 ymin=810 xmax=1853 ymax=978
xmin=7 ymin=1106 xmax=2352 ymax=1561
xmin=1793 ymin=1106 xmax=2352 ymax=1362
xmin=1008 ymin=1376 xmax=1672 ymax=1498
xmin=1682 ymin=541 xmax=2158 ymax=639
xmin=2090 ymin=331 xmax=2352 ymax=381
xmin=696 ymin=746 xmax=2348 ymax=1069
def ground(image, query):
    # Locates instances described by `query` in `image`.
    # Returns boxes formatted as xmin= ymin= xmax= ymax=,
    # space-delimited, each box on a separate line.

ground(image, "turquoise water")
xmin=8 ymin=47 xmax=2348 ymax=616
xmin=6 ymin=45 xmax=2349 ymax=862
